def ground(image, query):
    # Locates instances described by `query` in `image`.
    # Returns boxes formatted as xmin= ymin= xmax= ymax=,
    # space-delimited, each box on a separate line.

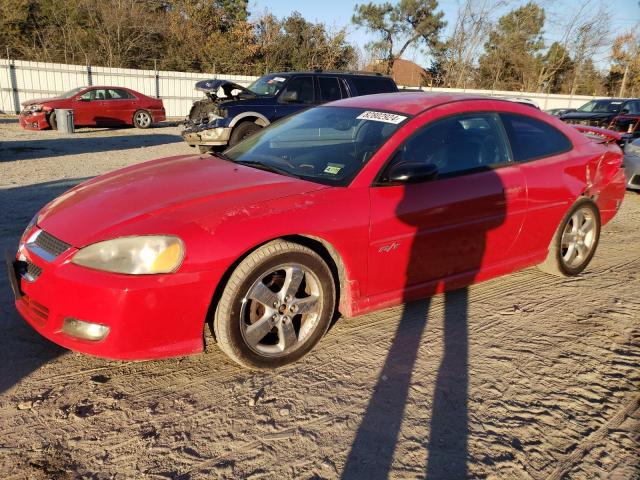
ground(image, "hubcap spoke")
xmin=247 ymin=282 xmax=280 ymax=308
xmin=244 ymin=313 xmax=274 ymax=347
xmin=278 ymin=319 xmax=297 ymax=350
xmin=576 ymin=242 xmax=588 ymax=258
xmin=291 ymin=296 xmax=320 ymax=315
xmin=579 ymin=218 xmax=593 ymax=235
xmin=282 ymin=266 xmax=304 ymax=299
xmin=562 ymin=232 xmax=576 ymax=245
xmin=563 ymin=243 xmax=577 ymax=263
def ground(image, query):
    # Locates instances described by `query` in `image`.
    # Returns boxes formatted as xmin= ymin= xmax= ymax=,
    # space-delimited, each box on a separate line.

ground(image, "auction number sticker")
xmin=356 ymin=111 xmax=407 ymax=124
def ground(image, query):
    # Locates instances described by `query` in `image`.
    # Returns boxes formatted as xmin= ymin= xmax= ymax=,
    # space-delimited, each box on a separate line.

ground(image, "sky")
xmin=249 ymin=0 xmax=640 ymax=69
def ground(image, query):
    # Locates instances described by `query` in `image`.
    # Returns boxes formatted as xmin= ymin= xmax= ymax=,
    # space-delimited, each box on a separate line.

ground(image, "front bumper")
xmin=8 ymin=237 xmax=220 ymax=360
xmin=19 ymin=111 xmax=49 ymax=130
xmin=182 ymin=126 xmax=231 ymax=147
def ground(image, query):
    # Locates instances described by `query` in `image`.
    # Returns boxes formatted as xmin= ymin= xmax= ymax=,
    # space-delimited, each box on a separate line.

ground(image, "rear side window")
xmin=318 ymin=77 xmax=343 ymax=102
xmin=500 ymin=113 xmax=572 ymax=162
xmin=350 ymin=77 xmax=397 ymax=96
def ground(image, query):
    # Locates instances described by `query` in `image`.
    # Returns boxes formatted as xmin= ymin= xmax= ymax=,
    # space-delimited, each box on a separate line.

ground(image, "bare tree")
xmin=564 ymin=3 xmax=611 ymax=95
xmin=434 ymin=0 xmax=507 ymax=88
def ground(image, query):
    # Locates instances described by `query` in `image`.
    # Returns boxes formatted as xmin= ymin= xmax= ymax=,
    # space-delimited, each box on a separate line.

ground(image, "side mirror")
xmin=280 ymin=90 xmax=298 ymax=103
xmin=621 ymin=108 xmax=630 ymax=115
xmin=76 ymin=96 xmax=89 ymax=102
xmin=386 ymin=161 xmax=439 ymax=184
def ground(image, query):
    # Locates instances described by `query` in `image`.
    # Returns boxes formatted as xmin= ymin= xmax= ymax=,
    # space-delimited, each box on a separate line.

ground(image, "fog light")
xmin=62 ymin=318 xmax=110 ymax=341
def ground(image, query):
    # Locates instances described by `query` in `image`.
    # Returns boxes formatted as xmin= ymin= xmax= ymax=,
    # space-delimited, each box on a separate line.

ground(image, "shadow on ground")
xmin=0 ymin=178 xmax=90 ymax=394
xmin=0 ymin=133 xmax=182 ymax=161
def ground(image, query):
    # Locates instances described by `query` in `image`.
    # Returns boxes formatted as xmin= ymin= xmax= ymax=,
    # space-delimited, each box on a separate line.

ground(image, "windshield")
xmin=577 ymin=100 xmax=624 ymax=113
xmin=223 ymin=106 xmax=407 ymax=186
xmin=60 ymin=87 xmax=85 ymax=99
xmin=247 ymin=75 xmax=289 ymax=96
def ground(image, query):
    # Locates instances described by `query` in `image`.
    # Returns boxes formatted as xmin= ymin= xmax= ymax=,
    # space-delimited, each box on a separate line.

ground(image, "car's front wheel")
xmin=539 ymin=198 xmax=601 ymax=276
xmin=228 ymin=121 xmax=261 ymax=147
xmin=48 ymin=111 xmax=57 ymax=130
xmin=213 ymin=240 xmax=335 ymax=369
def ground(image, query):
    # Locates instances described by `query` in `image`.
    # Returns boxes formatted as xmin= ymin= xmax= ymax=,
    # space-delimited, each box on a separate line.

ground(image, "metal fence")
xmin=1 ymin=58 xmax=604 ymax=118
xmin=0 ymin=59 xmax=257 ymax=117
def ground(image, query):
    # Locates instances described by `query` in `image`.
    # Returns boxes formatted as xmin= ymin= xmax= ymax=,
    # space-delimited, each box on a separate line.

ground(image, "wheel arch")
xmin=204 ymin=234 xmax=353 ymax=346
xmin=228 ymin=112 xmax=270 ymax=128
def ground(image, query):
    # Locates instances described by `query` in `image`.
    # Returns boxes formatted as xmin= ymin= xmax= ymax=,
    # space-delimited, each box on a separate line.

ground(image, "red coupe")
xmin=8 ymin=93 xmax=626 ymax=369
xmin=19 ymin=86 xmax=166 ymax=130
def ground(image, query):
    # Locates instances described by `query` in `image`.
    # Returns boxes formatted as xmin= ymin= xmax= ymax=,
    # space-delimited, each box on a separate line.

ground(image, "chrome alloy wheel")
xmin=135 ymin=111 xmax=151 ymax=127
xmin=240 ymin=264 xmax=322 ymax=357
xmin=560 ymin=207 xmax=596 ymax=268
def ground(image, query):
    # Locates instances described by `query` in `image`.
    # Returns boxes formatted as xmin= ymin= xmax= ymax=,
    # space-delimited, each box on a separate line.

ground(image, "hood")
xmin=561 ymin=111 xmax=616 ymax=121
xmin=195 ymin=79 xmax=257 ymax=100
xmin=21 ymin=96 xmax=65 ymax=107
xmin=37 ymin=155 xmax=326 ymax=247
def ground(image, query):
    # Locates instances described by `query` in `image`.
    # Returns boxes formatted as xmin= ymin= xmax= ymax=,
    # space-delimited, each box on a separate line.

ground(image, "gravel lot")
xmin=0 ymin=119 xmax=638 ymax=479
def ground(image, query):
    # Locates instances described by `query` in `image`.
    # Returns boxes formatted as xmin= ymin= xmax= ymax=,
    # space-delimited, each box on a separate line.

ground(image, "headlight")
xmin=72 ymin=236 xmax=185 ymax=274
xmin=20 ymin=213 xmax=39 ymax=245
xmin=27 ymin=104 xmax=43 ymax=112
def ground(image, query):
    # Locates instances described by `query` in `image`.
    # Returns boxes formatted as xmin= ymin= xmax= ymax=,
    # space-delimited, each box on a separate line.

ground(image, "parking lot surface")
xmin=1 ymin=120 xmax=638 ymax=479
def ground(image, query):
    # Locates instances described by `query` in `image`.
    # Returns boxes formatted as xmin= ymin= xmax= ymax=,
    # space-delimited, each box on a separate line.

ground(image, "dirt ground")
xmin=0 ymin=118 xmax=638 ymax=479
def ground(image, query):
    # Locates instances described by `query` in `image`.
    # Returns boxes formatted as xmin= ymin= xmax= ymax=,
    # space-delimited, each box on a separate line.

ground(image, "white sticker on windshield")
xmin=356 ymin=111 xmax=407 ymax=124
xmin=273 ymin=76 xmax=287 ymax=82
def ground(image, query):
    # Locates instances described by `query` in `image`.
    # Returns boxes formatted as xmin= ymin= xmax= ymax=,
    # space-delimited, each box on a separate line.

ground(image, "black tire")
xmin=213 ymin=240 xmax=335 ymax=369
xmin=48 ymin=111 xmax=57 ymax=130
xmin=133 ymin=110 xmax=152 ymax=129
xmin=228 ymin=122 xmax=261 ymax=147
xmin=538 ymin=198 xmax=601 ymax=277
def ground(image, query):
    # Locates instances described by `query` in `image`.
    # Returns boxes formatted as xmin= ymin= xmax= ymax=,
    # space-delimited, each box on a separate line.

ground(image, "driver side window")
xmin=383 ymin=113 xmax=510 ymax=183
xmin=280 ymin=76 xmax=315 ymax=104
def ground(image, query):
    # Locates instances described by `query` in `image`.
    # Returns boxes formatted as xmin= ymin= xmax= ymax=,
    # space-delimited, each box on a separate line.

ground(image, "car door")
xmin=367 ymin=112 xmax=527 ymax=299
xmin=72 ymin=88 xmax=103 ymax=125
xmin=273 ymin=76 xmax=315 ymax=121
xmin=497 ymin=112 xmax=577 ymax=255
xmin=102 ymin=88 xmax=136 ymax=125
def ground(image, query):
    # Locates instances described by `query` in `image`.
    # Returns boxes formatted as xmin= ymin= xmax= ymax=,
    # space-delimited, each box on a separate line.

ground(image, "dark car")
xmin=181 ymin=71 xmax=398 ymax=152
xmin=546 ymin=107 xmax=576 ymax=116
xmin=559 ymin=98 xmax=628 ymax=128
xmin=607 ymin=99 xmax=640 ymax=142
xmin=19 ymin=86 xmax=166 ymax=130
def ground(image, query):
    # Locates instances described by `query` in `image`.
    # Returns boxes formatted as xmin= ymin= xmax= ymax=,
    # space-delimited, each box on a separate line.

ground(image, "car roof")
xmin=267 ymin=71 xmax=392 ymax=78
xmin=327 ymin=92 xmax=492 ymax=115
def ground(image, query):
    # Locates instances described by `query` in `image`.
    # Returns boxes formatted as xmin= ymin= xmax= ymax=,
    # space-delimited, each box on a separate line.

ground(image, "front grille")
xmin=25 ymin=259 xmax=42 ymax=280
xmin=21 ymin=295 xmax=49 ymax=326
xmin=33 ymin=230 xmax=70 ymax=258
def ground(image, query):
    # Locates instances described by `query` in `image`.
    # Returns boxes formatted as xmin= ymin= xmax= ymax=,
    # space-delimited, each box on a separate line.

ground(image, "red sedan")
xmin=8 ymin=93 xmax=626 ymax=368
xmin=19 ymin=86 xmax=166 ymax=130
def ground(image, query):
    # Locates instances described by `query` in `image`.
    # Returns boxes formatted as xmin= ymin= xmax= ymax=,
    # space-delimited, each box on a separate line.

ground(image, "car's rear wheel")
xmin=133 ymin=110 xmax=152 ymax=129
xmin=228 ymin=121 xmax=261 ymax=147
xmin=213 ymin=240 xmax=335 ymax=369
xmin=48 ymin=111 xmax=57 ymax=130
xmin=539 ymin=198 xmax=601 ymax=277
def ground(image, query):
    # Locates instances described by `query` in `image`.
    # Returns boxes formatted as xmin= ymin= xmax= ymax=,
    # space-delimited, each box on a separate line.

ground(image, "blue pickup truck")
xmin=181 ymin=71 xmax=398 ymax=153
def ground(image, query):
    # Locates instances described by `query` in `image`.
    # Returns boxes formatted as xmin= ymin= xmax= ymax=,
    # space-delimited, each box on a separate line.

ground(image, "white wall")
xmin=0 ymin=58 xmax=606 ymax=117
xmin=0 ymin=59 xmax=256 ymax=117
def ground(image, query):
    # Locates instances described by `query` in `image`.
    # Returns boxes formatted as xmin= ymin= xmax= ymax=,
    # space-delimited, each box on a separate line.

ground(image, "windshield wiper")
xmin=235 ymin=160 xmax=301 ymax=179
